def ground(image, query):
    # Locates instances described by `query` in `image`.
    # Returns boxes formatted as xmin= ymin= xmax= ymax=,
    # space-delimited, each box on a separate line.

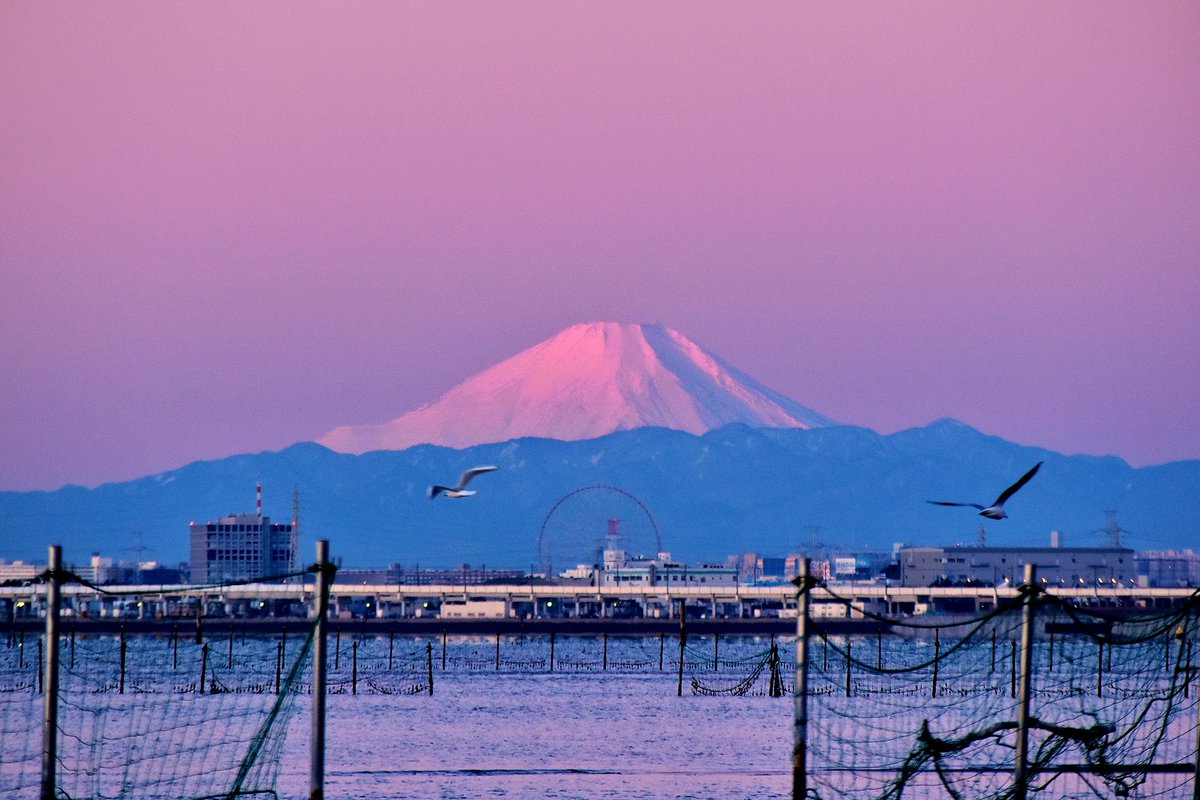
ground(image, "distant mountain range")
xmin=1 ymin=420 xmax=1195 ymax=569
xmin=319 ymin=321 xmax=838 ymax=453
xmin=2 ymin=322 xmax=1195 ymax=570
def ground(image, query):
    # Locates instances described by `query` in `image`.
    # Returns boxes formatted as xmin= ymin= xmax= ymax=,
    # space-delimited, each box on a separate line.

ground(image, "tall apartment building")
xmin=188 ymin=484 xmax=297 ymax=583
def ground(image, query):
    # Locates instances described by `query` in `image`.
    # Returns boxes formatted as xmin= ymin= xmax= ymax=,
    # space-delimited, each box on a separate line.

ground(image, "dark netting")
xmin=801 ymin=580 xmax=1199 ymax=799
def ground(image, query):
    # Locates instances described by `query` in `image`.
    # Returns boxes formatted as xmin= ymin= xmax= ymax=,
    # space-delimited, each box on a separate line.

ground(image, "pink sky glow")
xmin=1 ymin=2 xmax=1198 ymax=490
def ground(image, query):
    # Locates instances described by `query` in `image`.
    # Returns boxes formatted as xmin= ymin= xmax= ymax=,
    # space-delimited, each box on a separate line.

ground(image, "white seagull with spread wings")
xmin=428 ymin=465 xmax=499 ymax=499
xmin=927 ymin=461 xmax=1043 ymax=520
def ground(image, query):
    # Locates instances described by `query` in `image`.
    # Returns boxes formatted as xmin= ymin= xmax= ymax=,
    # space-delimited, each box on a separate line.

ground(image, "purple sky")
xmin=2 ymin=2 xmax=1198 ymax=491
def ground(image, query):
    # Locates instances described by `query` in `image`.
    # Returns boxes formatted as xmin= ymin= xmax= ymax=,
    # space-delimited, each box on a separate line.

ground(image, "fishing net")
xmin=1 ymin=570 xmax=318 ymax=800
xmin=802 ymin=582 xmax=1200 ymax=799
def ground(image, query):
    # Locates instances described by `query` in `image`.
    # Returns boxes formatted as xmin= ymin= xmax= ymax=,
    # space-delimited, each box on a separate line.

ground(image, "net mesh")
xmin=1 ymin=573 xmax=316 ymax=800
xmin=801 ymin=584 xmax=1199 ymax=800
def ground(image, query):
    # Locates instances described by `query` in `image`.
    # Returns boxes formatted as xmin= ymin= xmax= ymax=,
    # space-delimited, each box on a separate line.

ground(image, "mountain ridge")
xmin=1 ymin=420 xmax=1195 ymax=568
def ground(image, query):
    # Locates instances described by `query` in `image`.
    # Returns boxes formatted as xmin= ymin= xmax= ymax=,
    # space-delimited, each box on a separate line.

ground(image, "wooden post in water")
xmin=676 ymin=599 xmax=687 ymax=697
xmin=37 ymin=638 xmax=43 ymax=694
xmin=311 ymin=539 xmax=333 ymax=800
xmin=1096 ymin=639 xmax=1104 ymax=698
xmin=495 ymin=633 xmax=501 ymax=671
xmin=388 ymin=628 xmax=394 ymax=671
xmin=1166 ymin=631 xmax=1172 ymax=673
xmin=275 ymin=642 xmax=282 ymax=695
xmin=40 ymin=544 xmax=62 ymax=800
xmin=549 ymin=631 xmax=555 ymax=673
xmin=441 ymin=629 xmax=447 ymax=671
xmin=793 ymin=557 xmax=810 ymax=800
xmin=426 ymin=642 xmax=433 ymax=696
xmin=822 ymin=631 xmax=828 ymax=672
xmin=1010 ymin=639 xmax=1017 ymax=698
xmin=931 ymin=629 xmax=940 ymax=697
xmin=200 ymin=642 xmax=208 ymax=694
xmin=194 ymin=599 xmax=203 ymax=644
xmin=352 ymin=641 xmax=358 ymax=694
xmin=119 ymin=626 xmax=127 ymax=694
xmin=227 ymin=628 xmax=234 ymax=669
xmin=1013 ymin=563 xmax=1037 ymax=800
xmin=19 ymin=630 xmax=25 ymax=669
xmin=1048 ymin=629 xmax=1054 ymax=672
xmin=876 ymin=629 xmax=882 ymax=671
xmin=1185 ymin=639 xmax=1192 ymax=700
xmin=70 ymin=625 xmax=75 ymax=671
xmin=844 ymin=640 xmax=852 ymax=698
xmin=990 ymin=628 xmax=996 ymax=673
xmin=714 ymin=632 xmax=719 ymax=671
xmin=602 ymin=632 xmax=608 ymax=671
xmin=658 ymin=631 xmax=664 ymax=671
xmin=172 ymin=625 xmax=178 ymax=670
xmin=334 ymin=630 xmax=340 ymax=671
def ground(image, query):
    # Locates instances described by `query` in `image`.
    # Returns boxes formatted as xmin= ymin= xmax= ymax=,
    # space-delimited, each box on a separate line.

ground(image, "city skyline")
xmin=2 ymin=2 xmax=1198 ymax=491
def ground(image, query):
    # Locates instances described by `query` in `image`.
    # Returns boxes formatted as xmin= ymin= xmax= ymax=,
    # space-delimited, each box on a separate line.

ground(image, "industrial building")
xmin=899 ymin=533 xmax=1135 ymax=588
xmin=188 ymin=484 xmax=297 ymax=583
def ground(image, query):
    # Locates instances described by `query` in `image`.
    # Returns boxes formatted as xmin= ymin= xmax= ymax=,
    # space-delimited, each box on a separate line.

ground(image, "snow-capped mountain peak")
xmin=317 ymin=322 xmax=837 ymax=453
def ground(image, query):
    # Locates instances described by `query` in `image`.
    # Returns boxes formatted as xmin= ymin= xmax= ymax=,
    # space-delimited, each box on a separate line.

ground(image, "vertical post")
xmin=275 ymin=642 xmax=282 ymax=695
xmin=676 ymin=599 xmax=687 ymax=697
xmin=658 ymin=631 xmax=664 ymax=671
xmin=1010 ymin=640 xmax=1017 ymax=698
xmin=1096 ymin=639 xmax=1103 ymax=698
xmin=602 ymin=632 xmax=608 ymax=671
xmin=352 ymin=641 xmax=358 ymax=695
xmin=388 ymin=628 xmax=394 ymax=671
xmin=1013 ymin=563 xmax=1037 ymax=800
xmin=714 ymin=632 xmax=719 ymax=671
xmin=334 ymin=630 xmax=340 ymax=670
xmin=441 ymin=629 xmax=447 ymax=671
xmin=991 ymin=628 xmax=997 ymax=673
xmin=495 ymin=633 xmax=500 ymax=671
xmin=70 ymin=625 xmax=75 ymax=670
xmin=200 ymin=642 xmax=209 ymax=693
xmin=311 ymin=539 xmax=332 ymax=800
xmin=37 ymin=638 xmax=43 ymax=694
xmin=282 ymin=625 xmax=287 ymax=665
xmin=40 ymin=544 xmax=61 ymax=800
xmin=792 ymin=556 xmax=811 ymax=800
xmin=172 ymin=625 xmax=178 ymax=670
xmin=549 ymin=631 xmax=556 ymax=673
xmin=845 ymin=640 xmax=852 ymax=697
xmin=822 ymin=631 xmax=828 ymax=671
xmin=426 ymin=641 xmax=433 ymax=696
xmin=1166 ymin=631 xmax=1172 ymax=674
xmin=1193 ymin=640 xmax=1200 ymax=800
xmin=1048 ymin=630 xmax=1054 ymax=672
xmin=195 ymin=598 xmax=203 ymax=644
xmin=877 ymin=628 xmax=882 ymax=671
xmin=793 ymin=557 xmax=810 ymax=800
xmin=228 ymin=628 xmax=234 ymax=669
xmin=119 ymin=626 xmax=127 ymax=694
xmin=931 ymin=629 xmax=940 ymax=697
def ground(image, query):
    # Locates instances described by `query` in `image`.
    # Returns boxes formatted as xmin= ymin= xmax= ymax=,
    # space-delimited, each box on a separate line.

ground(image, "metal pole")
xmin=40 ymin=544 xmax=61 ymax=800
xmin=793 ymin=557 xmax=810 ymax=800
xmin=311 ymin=539 xmax=331 ymax=800
xmin=1014 ymin=562 xmax=1037 ymax=800
xmin=676 ymin=599 xmax=687 ymax=697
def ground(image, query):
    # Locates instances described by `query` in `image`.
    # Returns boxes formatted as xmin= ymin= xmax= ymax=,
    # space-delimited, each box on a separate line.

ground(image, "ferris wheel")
xmin=535 ymin=484 xmax=662 ymax=577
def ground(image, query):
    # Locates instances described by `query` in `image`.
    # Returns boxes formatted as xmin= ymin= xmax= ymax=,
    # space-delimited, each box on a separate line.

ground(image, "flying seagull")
xmin=927 ymin=461 xmax=1043 ymax=520
xmin=428 ymin=465 xmax=499 ymax=499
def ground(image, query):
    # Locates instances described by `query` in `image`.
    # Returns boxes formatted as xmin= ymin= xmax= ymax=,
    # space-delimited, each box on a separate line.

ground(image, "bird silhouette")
xmin=428 ymin=465 xmax=499 ymax=499
xmin=927 ymin=462 xmax=1042 ymax=520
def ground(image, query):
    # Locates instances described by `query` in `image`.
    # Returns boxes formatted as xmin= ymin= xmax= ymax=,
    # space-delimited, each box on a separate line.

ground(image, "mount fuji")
xmin=319 ymin=321 xmax=838 ymax=453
